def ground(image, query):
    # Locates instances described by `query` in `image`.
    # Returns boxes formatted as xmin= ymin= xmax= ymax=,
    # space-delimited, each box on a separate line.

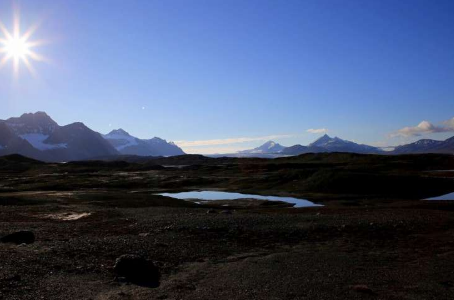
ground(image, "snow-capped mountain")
xmin=280 ymin=135 xmax=383 ymax=156
xmin=4 ymin=112 xmax=67 ymax=151
xmin=0 ymin=112 xmax=118 ymax=161
xmin=308 ymin=134 xmax=382 ymax=154
xmin=103 ymin=129 xmax=185 ymax=156
xmin=103 ymin=129 xmax=139 ymax=151
xmin=237 ymin=136 xmax=382 ymax=157
xmin=0 ymin=122 xmax=43 ymax=159
xmin=239 ymin=141 xmax=285 ymax=154
xmin=5 ymin=111 xmax=58 ymax=136
xmin=0 ymin=112 xmax=186 ymax=161
xmin=393 ymin=137 xmax=454 ymax=154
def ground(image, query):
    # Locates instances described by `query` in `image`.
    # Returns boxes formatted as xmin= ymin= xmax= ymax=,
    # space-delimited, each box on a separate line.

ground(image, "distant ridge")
xmin=1 ymin=112 xmax=454 ymax=161
xmin=393 ymin=136 xmax=454 ymax=154
xmin=239 ymin=140 xmax=285 ymax=154
xmin=103 ymin=128 xmax=185 ymax=156
xmin=239 ymin=135 xmax=383 ymax=156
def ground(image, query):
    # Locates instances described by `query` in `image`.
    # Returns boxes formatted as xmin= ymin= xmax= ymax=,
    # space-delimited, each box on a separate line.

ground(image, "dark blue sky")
xmin=1 ymin=0 xmax=453 ymax=153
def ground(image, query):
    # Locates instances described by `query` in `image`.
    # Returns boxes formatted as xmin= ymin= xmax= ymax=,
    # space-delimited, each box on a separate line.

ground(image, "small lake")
xmin=158 ymin=191 xmax=322 ymax=208
xmin=424 ymin=192 xmax=454 ymax=200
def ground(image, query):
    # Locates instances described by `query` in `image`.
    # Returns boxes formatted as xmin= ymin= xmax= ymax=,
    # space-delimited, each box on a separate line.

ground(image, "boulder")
xmin=114 ymin=254 xmax=160 ymax=287
xmin=352 ymin=284 xmax=374 ymax=294
xmin=1 ymin=231 xmax=35 ymax=244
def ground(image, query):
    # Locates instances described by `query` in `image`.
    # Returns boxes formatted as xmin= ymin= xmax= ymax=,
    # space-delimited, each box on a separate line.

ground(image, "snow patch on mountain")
xmin=19 ymin=134 xmax=68 ymax=150
xmin=103 ymin=130 xmax=139 ymax=151
xmin=239 ymin=141 xmax=285 ymax=154
xmin=414 ymin=139 xmax=442 ymax=146
xmin=103 ymin=129 xmax=185 ymax=156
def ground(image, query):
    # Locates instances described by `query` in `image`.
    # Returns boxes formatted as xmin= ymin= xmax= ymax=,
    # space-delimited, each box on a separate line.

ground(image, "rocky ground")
xmin=1 ymin=153 xmax=454 ymax=299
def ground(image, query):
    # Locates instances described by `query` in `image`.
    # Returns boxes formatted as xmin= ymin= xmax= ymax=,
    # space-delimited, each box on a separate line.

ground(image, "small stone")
xmin=206 ymin=209 xmax=218 ymax=214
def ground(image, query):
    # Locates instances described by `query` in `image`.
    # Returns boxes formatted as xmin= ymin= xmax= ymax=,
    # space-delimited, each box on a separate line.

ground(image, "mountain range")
xmin=0 ymin=112 xmax=184 ymax=162
xmin=1 ymin=112 xmax=454 ymax=162
xmin=238 ymin=134 xmax=454 ymax=156
xmin=279 ymin=134 xmax=384 ymax=155
xmin=393 ymin=137 xmax=454 ymax=154
xmin=103 ymin=129 xmax=184 ymax=156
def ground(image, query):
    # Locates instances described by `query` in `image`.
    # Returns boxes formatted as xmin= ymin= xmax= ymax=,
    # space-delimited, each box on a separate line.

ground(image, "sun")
xmin=0 ymin=9 xmax=46 ymax=77
xmin=4 ymin=36 xmax=30 ymax=59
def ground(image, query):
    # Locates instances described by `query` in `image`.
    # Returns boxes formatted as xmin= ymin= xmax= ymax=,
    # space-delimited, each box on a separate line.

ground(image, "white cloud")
xmin=392 ymin=118 xmax=454 ymax=137
xmin=443 ymin=117 xmax=454 ymax=129
xmin=175 ymin=134 xmax=294 ymax=148
xmin=306 ymin=128 xmax=328 ymax=134
xmin=183 ymin=146 xmax=250 ymax=155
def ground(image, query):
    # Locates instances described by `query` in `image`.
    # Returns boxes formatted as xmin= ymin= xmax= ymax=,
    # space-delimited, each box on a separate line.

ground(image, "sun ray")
xmin=0 ymin=55 xmax=10 ymax=69
xmin=21 ymin=55 xmax=37 ymax=77
xmin=13 ymin=55 xmax=20 ymax=76
xmin=21 ymin=20 xmax=42 ymax=41
xmin=27 ymin=49 xmax=48 ymax=63
xmin=13 ymin=9 xmax=20 ymax=38
xmin=24 ymin=39 xmax=47 ymax=48
xmin=0 ymin=22 xmax=13 ymax=40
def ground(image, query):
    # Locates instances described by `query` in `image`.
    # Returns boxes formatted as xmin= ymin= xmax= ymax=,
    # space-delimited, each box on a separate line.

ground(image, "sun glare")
xmin=5 ymin=36 xmax=29 ymax=58
xmin=0 ymin=9 xmax=46 ymax=77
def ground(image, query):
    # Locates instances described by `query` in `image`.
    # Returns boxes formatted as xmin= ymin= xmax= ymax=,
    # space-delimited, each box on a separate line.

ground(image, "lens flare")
xmin=0 ymin=9 xmax=47 ymax=77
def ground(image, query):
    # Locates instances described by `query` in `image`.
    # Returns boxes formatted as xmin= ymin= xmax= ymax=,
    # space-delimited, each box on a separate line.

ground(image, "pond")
xmin=157 ymin=190 xmax=322 ymax=208
xmin=424 ymin=192 xmax=454 ymax=200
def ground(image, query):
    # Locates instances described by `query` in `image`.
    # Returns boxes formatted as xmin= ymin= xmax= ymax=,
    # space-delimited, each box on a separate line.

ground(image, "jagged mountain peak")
xmin=10 ymin=111 xmax=54 ymax=121
xmin=22 ymin=111 xmax=50 ymax=117
xmin=148 ymin=137 xmax=167 ymax=143
xmin=15 ymin=111 xmax=57 ymax=124
xmin=103 ymin=130 xmax=184 ymax=156
xmin=239 ymin=140 xmax=285 ymax=154
xmin=106 ymin=128 xmax=131 ymax=137
xmin=262 ymin=140 xmax=278 ymax=148
xmin=281 ymin=134 xmax=383 ymax=156
xmin=5 ymin=111 xmax=59 ymax=136
xmin=310 ymin=134 xmax=334 ymax=146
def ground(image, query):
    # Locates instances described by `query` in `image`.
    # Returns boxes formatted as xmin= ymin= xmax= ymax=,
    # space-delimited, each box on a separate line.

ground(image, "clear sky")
xmin=1 ymin=0 xmax=453 ymax=154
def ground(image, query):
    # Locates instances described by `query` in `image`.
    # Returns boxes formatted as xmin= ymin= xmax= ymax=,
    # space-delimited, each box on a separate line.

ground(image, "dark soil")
xmin=1 ymin=153 xmax=454 ymax=299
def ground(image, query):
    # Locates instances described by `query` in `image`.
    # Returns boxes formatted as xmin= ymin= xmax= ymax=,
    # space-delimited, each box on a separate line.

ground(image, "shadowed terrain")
xmin=1 ymin=153 xmax=454 ymax=299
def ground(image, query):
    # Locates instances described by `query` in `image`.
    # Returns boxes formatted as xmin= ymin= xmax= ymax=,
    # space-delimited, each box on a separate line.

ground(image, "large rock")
xmin=114 ymin=254 xmax=160 ymax=287
xmin=1 ymin=231 xmax=35 ymax=244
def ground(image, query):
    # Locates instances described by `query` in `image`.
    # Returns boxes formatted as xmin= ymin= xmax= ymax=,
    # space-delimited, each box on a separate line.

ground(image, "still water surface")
xmin=158 ymin=190 xmax=322 ymax=208
xmin=425 ymin=192 xmax=454 ymax=200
